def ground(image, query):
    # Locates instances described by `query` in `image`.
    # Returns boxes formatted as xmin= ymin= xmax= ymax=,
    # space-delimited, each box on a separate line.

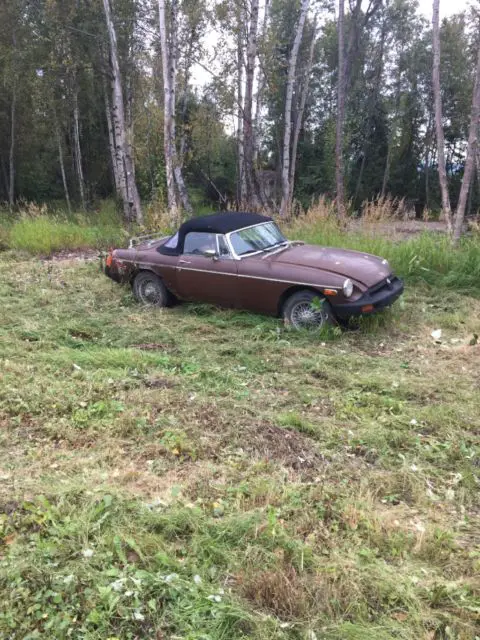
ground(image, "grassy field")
xmin=0 ymin=249 xmax=479 ymax=639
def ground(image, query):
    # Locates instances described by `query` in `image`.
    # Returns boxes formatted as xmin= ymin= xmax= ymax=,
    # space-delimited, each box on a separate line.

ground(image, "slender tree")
xmin=8 ymin=31 xmax=17 ymax=210
xmin=288 ymin=14 xmax=317 ymax=211
xmin=279 ymin=0 xmax=310 ymax=217
xmin=236 ymin=2 xmax=246 ymax=205
xmin=453 ymin=42 xmax=480 ymax=243
xmin=432 ymin=0 xmax=453 ymax=233
xmin=335 ymin=0 xmax=346 ymax=218
xmin=243 ymin=0 xmax=261 ymax=209
xmin=103 ymin=0 xmax=143 ymax=223
xmin=158 ymin=0 xmax=192 ymax=219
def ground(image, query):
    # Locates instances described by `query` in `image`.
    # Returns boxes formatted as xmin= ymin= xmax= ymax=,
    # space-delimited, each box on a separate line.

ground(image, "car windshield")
xmin=229 ymin=222 xmax=287 ymax=256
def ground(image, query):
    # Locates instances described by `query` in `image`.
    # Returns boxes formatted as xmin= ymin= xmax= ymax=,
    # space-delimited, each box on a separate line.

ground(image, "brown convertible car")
xmin=104 ymin=212 xmax=403 ymax=329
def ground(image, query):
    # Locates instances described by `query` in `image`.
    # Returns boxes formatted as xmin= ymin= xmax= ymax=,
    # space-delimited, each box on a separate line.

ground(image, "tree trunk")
xmin=432 ymin=0 xmax=453 ymax=233
xmin=159 ymin=0 xmax=179 ymax=220
xmin=125 ymin=71 xmax=136 ymax=182
xmin=453 ymin=43 xmax=480 ymax=244
xmin=253 ymin=0 xmax=270 ymax=166
xmin=0 ymin=156 xmax=8 ymax=200
xmin=103 ymin=0 xmax=143 ymax=224
xmin=8 ymin=81 xmax=16 ymax=210
xmin=288 ymin=17 xmax=316 ymax=208
xmin=236 ymin=8 xmax=246 ymax=206
xmin=279 ymin=0 xmax=309 ymax=218
xmin=169 ymin=0 xmax=192 ymax=214
xmin=335 ymin=0 xmax=346 ymax=219
xmin=72 ymin=84 xmax=86 ymax=210
xmin=243 ymin=0 xmax=261 ymax=209
xmin=103 ymin=75 xmax=120 ymax=194
xmin=55 ymin=118 xmax=72 ymax=215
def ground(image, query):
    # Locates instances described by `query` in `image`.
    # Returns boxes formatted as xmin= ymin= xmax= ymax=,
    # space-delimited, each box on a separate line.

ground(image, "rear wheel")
xmin=282 ymin=290 xmax=336 ymax=330
xmin=133 ymin=271 xmax=169 ymax=307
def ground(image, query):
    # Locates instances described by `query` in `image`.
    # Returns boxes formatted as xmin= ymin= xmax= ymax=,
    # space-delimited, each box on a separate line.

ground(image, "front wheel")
xmin=132 ymin=271 xmax=169 ymax=307
xmin=282 ymin=290 xmax=336 ymax=330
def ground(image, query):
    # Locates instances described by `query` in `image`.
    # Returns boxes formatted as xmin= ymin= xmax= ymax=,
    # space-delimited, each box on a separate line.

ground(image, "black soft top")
xmin=158 ymin=211 xmax=273 ymax=255
xmin=181 ymin=211 xmax=271 ymax=235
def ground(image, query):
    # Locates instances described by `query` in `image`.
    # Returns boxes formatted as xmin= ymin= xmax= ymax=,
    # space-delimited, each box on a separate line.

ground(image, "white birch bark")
xmin=9 ymin=82 xmax=15 ymax=210
xmin=103 ymin=0 xmax=143 ymax=224
xmin=72 ymin=86 xmax=86 ymax=210
xmin=243 ymin=0 xmax=261 ymax=209
xmin=279 ymin=0 xmax=309 ymax=218
xmin=54 ymin=116 xmax=71 ymax=215
xmin=335 ymin=0 xmax=346 ymax=219
xmin=288 ymin=19 xmax=317 ymax=207
xmin=168 ymin=0 xmax=192 ymax=214
xmin=8 ymin=32 xmax=16 ymax=210
xmin=103 ymin=75 xmax=120 ymax=193
xmin=237 ymin=8 xmax=246 ymax=206
xmin=159 ymin=0 xmax=179 ymax=219
xmin=253 ymin=0 xmax=270 ymax=165
xmin=432 ymin=0 xmax=453 ymax=234
xmin=453 ymin=44 xmax=480 ymax=243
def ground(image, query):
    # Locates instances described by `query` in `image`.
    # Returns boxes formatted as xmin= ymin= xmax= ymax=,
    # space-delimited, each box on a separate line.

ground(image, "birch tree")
xmin=72 ymin=80 xmax=86 ymax=210
xmin=103 ymin=0 xmax=143 ymax=223
xmin=289 ymin=18 xmax=317 ymax=207
xmin=279 ymin=0 xmax=311 ymax=217
xmin=432 ymin=0 xmax=453 ymax=233
xmin=158 ymin=0 xmax=192 ymax=221
xmin=335 ymin=0 xmax=346 ymax=218
xmin=453 ymin=41 xmax=480 ymax=243
xmin=236 ymin=3 xmax=246 ymax=205
xmin=243 ymin=0 xmax=262 ymax=209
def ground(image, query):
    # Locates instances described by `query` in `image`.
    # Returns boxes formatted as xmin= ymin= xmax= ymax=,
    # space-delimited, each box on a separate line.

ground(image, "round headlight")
xmin=343 ymin=278 xmax=353 ymax=298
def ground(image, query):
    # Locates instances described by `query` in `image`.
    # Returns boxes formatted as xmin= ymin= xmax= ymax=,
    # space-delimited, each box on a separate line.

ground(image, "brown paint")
xmin=108 ymin=230 xmax=402 ymax=319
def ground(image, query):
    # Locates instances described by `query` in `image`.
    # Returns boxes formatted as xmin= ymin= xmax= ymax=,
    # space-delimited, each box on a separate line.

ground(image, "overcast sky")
xmin=418 ymin=0 xmax=470 ymax=18
xmin=191 ymin=0 xmax=472 ymax=90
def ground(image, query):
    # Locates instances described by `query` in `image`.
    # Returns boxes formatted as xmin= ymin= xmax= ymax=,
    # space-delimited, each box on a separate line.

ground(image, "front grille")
xmin=369 ymin=276 xmax=397 ymax=295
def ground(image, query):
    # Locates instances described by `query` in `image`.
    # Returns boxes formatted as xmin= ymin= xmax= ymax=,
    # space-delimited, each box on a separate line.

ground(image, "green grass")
xmin=7 ymin=216 xmax=125 ymax=254
xmin=2 ymin=206 xmax=479 ymax=301
xmin=0 ymin=253 xmax=479 ymax=639
xmin=0 ymin=200 xmax=126 ymax=255
xmin=290 ymin=219 xmax=480 ymax=296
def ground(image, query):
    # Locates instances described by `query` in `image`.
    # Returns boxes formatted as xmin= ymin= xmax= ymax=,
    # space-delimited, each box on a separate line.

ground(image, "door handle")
xmin=178 ymin=259 xmax=191 ymax=264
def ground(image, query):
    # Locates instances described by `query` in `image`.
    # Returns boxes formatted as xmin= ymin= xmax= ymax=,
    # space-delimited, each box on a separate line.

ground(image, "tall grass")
xmin=1 ymin=197 xmax=479 ymax=297
xmin=287 ymin=198 xmax=480 ymax=295
xmin=2 ymin=200 xmax=125 ymax=254
xmin=8 ymin=217 xmax=125 ymax=254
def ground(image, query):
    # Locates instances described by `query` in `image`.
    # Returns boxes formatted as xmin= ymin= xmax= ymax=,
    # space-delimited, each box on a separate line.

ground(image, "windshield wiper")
xmin=261 ymin=241 xmax=290 ymax=258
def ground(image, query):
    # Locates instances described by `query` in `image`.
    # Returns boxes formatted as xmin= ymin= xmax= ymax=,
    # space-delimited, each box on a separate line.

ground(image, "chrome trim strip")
xmin=175 ymin=265 xmax=339 ymax=290
xmin=116 ymin=256 xmax=340 ymax=291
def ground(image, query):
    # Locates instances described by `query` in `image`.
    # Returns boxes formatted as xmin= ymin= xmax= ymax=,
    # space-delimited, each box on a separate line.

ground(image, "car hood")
xmin=269 ymin=244 xmax=391 ymax=287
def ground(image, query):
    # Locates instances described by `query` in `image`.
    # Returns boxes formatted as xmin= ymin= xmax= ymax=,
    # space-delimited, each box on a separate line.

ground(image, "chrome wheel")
xmin=290 ymin=300 xmax=328 ymax=330
xmin=133 ymin=272 xmax=168 ymax=307
xmin=138 ymin=279 xmax=162 ymax=304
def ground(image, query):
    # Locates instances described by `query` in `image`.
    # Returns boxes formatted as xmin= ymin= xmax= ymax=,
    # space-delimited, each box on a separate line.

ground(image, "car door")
xmin=175 ymin=232 xmax=238 ymax=306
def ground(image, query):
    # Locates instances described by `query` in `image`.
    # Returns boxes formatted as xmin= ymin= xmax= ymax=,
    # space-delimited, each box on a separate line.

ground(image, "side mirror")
xmin=203 ymin=248 xmax=219 ymax=260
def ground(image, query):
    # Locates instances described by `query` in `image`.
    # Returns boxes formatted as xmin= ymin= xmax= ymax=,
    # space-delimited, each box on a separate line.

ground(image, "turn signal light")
xmin=106 ymin=254 xmax=113 ymax=267
xmin=361 ymin=304 xmax=374 ymax=312
xmin=323 ymin=289 xmax=337 ymax=296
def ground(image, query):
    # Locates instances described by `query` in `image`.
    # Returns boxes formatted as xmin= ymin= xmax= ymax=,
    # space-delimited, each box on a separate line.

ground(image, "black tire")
xmin=282 ymin=290 xmax=336 ymax=330
xmin=132 ymin=271 xmax=169 ymax=307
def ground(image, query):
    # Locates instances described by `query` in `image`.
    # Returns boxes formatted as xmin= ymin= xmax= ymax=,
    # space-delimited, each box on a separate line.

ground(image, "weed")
xmin=0 ymin=241 xmax=479 ymax=638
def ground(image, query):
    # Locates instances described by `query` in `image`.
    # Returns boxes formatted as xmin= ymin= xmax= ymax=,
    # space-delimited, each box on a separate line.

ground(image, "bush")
xmin=7 ymin=216 xmax=124 ymax=254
